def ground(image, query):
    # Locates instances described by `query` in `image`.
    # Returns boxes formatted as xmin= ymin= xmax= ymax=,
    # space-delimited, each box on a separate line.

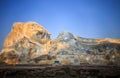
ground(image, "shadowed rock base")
xmin=0 ymin=65 xmax=120 ymax=78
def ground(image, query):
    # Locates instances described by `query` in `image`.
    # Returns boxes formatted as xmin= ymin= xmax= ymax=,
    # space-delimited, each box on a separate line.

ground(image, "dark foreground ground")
xmin=0 ymin=64 xmax=120 ymax=78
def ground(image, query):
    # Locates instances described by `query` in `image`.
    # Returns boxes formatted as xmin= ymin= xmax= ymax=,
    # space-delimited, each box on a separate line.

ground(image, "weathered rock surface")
xmin=48 ymin=30 xmax=120 ymax=65
xmin=0 ymin=21 xmax=120 ymax=65
xmin=0 ymin=21 xmax=51 ymax=64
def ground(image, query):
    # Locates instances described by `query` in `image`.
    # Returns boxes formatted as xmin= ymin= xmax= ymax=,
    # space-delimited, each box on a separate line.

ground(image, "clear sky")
xmin=0 ymin=0 xmax=120 ymax=50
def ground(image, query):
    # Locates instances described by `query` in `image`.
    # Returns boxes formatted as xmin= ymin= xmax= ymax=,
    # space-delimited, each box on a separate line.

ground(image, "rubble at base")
xmin=0 ymin=65 xmax=120 ymax=78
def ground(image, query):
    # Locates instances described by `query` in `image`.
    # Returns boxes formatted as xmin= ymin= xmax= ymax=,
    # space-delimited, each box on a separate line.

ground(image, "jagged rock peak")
xmin=57 ymin=30 xmax=96 ymax=44
xmin=57 ymin=30 xmax=75 ymax=41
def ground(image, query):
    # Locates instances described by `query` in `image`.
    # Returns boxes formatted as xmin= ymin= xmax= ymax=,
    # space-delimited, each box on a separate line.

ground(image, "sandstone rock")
xmin=0 ymin=21 xmax=51 ymax=64
xmin=0 ymin=21 xmax=120 ymax=65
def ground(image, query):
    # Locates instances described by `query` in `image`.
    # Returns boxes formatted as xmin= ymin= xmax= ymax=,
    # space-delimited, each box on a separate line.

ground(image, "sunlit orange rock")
xmin=1 ymin=21 xmax=51 ymax=64
xmin=96 ymin=38 xmax=120 ymax=44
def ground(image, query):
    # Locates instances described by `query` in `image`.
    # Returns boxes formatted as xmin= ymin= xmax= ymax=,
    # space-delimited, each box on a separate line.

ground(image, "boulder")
xmin=0 ymin=21 xmax=51 ymax=64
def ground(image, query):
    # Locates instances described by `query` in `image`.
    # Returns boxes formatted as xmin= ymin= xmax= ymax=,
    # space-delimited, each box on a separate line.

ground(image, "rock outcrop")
xmin=0 ymin=21 xmax=120 ymax=65
xmin=49 ymin=30 xmax=120 ymax=65
xmin=0 ymin=21 xmax=51 ymax=64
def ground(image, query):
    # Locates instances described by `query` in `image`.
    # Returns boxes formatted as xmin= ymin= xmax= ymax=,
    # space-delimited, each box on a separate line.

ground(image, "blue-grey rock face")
xmin=48 ymin=30 xmax=120 ymax=65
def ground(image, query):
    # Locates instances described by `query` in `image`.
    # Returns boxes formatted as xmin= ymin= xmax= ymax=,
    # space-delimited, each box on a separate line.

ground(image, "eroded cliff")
xmin=0 ymin=21 xmax=120 ymax=65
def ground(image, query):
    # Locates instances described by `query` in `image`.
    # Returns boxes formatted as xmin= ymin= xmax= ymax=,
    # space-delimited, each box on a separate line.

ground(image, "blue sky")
xmin=0 ymin=0 xmax=120 ymax=49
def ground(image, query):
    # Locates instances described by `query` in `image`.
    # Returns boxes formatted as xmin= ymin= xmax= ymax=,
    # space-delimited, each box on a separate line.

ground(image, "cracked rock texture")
xmin=0 ymin=21 xmax=120 ymax=65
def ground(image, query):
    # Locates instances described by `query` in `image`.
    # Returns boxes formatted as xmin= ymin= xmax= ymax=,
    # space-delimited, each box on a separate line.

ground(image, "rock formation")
xmin=0 ymin=21 xmax=120 ymax=65
xmin=0 ymin=21 xmax=51 ymax=64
